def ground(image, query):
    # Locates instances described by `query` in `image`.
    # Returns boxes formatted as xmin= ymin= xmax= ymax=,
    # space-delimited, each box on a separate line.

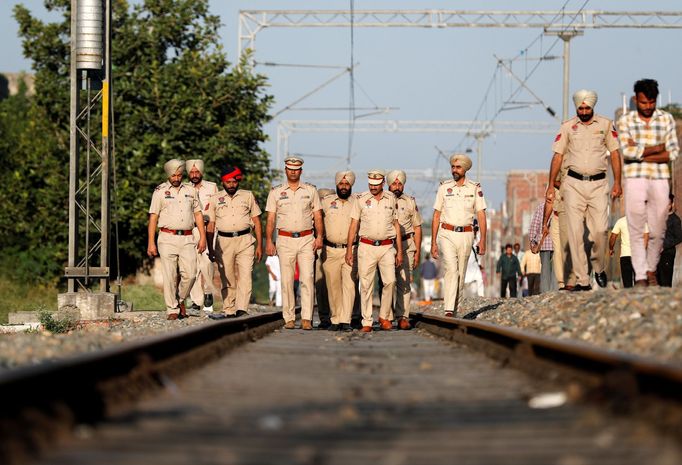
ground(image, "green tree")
xmin=5 ymin=0 xmax=273 ymax=282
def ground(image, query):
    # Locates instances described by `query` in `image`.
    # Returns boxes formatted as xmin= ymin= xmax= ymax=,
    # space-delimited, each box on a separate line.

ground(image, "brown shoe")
xmin=379 ymin=318 xmax=393 ymax=331
xmin=178 ymin=301 xmax=187 ymax=319
xmin=284 ymin=320 xmax=295 ymax=329
xmin=301 ymin=319 xmax=313 ymax=330
xmin=635 ymin=279 xmax=648 ymax=287
xmin=167 ymin=313 xmax=179 ymax=320
xmin=646 ymin=271 xmax=658 ymax=286
xmin=398 ymin=318 xmax=411 ymax=330
xmin=361 ymin=326 xmax=373 ymax=333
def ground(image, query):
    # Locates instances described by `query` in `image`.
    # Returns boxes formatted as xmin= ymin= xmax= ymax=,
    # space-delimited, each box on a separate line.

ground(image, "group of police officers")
xmin=147 ymin=78 xmax=677 ymax=325
xmin=148 ymin=152 xmax=487 ymax=327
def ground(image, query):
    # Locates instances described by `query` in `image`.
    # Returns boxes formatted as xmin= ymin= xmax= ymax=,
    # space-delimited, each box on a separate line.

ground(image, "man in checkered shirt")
xmin=617 ymin=79 xmax=680 ymax=287
xmin=529 ymin=202 xmax=555 ymax=293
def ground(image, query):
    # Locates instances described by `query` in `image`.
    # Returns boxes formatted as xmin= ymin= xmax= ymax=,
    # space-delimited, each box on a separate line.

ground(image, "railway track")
xmin=1 ymin=310 xmax=681 ymax=464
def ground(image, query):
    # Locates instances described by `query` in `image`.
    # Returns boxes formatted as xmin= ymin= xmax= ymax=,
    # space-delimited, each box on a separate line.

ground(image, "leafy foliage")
xmin=2 ymin=0 xmax=273 ymax=283
xmin=661 ymin=103 xmax=682 ymax=120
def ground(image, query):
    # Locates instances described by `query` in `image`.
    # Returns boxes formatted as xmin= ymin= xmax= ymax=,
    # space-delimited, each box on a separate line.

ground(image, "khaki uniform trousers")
xmin=215 ymin=234 xmax=255 ymax=314
xmin=189 ymin=227 xmax=214 ymax=307
xmin=322 ymin=246 xmax=356 ymax=325
xmin=157 ymin=232 xmax=197 ymax=315
xmin=394 ymin=238 xmax=416 ymax=319
xmin=437 ymin=229 xmax=474 ymax=314
xmin=315 ymin=249 xmax=331 ymax=324
xmin=563 ymin=177 xmax=609 ymax=286
xmin=278 ymin=234 xmax=315 ymax=323
xmin=550 ymin=212 xmax=576 ymax=287
xmin=358 ymin=242 xmax=396 ymax=328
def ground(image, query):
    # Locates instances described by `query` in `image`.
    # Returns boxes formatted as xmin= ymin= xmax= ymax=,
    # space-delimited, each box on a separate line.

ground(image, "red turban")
xmin=221 ymin=166 xmax=242 ymax=182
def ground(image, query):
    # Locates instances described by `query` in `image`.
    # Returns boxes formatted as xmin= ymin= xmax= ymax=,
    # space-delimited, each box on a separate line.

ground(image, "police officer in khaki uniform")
xmin=321 ymin=171 xmax=358 ymax=332
xmin=345 ymin=170 xmax=403 ymax=332
xmin=431 ymin=154 xmax=487 ymax=317
xmin=315 ymin=187 xmax=335 ymax=328
xmin=147 ymin=159 xmax=207 ymax=320
xmin=185 ymin=159 xmax=218 ymax=314
xmin=546 ymin=90 xmax=622 ymax=291
xmin=207 ymin=166 xmax=262 ymax=317
xmin=265 ymin=156 xmax=323 ymax=330
xmin=386 ymin=170 xmax=422 ymax=330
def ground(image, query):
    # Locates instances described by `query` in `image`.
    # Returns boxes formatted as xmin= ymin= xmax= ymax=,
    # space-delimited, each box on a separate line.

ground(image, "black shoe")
xmin=208 ymin=313 xmax=229 ymax=320
xmin=204 ymin=294 xmax=213 ymax=307
xmin=235 ymin=310 xmax=248 ymax=317
xmin=350 ymin=319 xmax=362 ymax=330
xmin=328 ymin=324 xmax=339 ymax=331
xmin=571 ymin=284 xmax=592 ymax=292
xmin=595 ymin=271 xmax=607 ymax=288
xmin=317 ymin=320 xmax=332 ymax=329
xmin=339 ymin=323 xmax=353 ymax=332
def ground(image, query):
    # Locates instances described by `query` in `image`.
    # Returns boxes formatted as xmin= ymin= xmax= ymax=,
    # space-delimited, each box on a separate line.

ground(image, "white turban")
xmin=164 ymin=159 xmax=185 ymax=177
xmin=185 ymin=159 xmax=204 ymax=174
xmin=449 ymin=153 xmax=473 ymax=172
xmin=573 ymin=89 xmax=598 ymax=109
xmin=335 ymin=170 xmax=356 ymax=186
xmin=386 ymin=170 xmax=406 ymax=185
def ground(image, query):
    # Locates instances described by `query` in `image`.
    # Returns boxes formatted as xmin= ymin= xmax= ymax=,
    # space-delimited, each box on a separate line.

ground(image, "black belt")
xmin=567 ymin=169 xmax=606 ymax=181
xmin=624 ymin=159 xmax=643 ymax=165
xmin=324 ymin=239 xmax=348 ymax=249
xmin=217 ymin=228 xmax=251 ymax=238
xmin=401 ymin=232 xmax=414 ymax=242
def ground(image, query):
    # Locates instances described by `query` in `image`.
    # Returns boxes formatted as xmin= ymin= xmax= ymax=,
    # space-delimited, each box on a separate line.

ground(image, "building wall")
xmin=504 ymin=170 xmax=549 ymax=248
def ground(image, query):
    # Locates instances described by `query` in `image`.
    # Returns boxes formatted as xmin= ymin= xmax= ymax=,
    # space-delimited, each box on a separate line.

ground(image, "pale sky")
xmin=3 ymin=1 xmax=681 ymax=210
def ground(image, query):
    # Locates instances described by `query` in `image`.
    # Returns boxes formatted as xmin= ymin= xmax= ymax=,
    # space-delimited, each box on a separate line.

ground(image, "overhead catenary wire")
xmin=346 ymin=0 xmax=356 ymax=168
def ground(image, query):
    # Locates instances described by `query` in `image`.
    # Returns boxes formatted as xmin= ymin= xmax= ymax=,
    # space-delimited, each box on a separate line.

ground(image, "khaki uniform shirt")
xmin=186 ymin=180 xmax=218 ymax=223
xmin=321 ymin=193 xmax=357 ymax=244
xmin=351 ymin=190 xmax=398 ymax=241
xmin=433 ymin=179 xmax=486 ymax=226
xmin=149 ymin=182 xmax=201 ymax=230
xmin=208 ymin=189 xmax=261 ymax=232
xmin=551 ymin=115 xmax=620 ymax=176
xmin=396 ymin=194 xmax=422 ymax=236
xmin=265 ymin=182 xmax=321 ymax=232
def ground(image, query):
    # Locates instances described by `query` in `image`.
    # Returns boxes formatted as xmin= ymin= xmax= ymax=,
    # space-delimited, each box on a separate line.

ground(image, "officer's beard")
xmin=452 ymin=173 xmax=462 ymax=182
xmin=170 ymin=179 xmax=182 ymax=187
xmin=190 ymin=175 xmax=203 ymax=185
xmin=226 ymin=186 xmax=238 ymax=196
xmin=391 ymin=189 xmax=403 ymax=198
xmin=337 ymin=187 xmax=351 ymax=199
xmin=577 ymin=111 xmax=593 ymax=123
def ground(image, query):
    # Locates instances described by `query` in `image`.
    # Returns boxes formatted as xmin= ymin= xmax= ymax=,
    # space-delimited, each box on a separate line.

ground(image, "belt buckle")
xmin=455 ymin=226 xmax=463 ymax=232
xmin=582 ymin=174 xmax=590 ymax=181
xmin=292 ymin=232 xmax=300 ymax=238
xmin=373 ymin=240 xmax=380 ymax=246
xmin=175 ymin=230 xmax=183 ymax=236
xmin=231 ymin=231 xmax=239 ymax=237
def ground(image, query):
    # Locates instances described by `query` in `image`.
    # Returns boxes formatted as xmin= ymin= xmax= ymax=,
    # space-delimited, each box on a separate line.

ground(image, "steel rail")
xmin=412 ymin=311 xmax=682 ymax=436
xmin=0 ymin=312 xmax=283 ymax=464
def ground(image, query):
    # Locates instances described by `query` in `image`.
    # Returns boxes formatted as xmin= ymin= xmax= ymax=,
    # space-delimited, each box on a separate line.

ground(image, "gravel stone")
xmin=0 ymin=305 xmax=273 ymax=372
xmin=420 ymin=286 xmax=682 ymax=363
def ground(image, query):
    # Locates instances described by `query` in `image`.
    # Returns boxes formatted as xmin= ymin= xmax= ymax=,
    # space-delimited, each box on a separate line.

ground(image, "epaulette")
xmin=322 ymin=192 xmax=336 ymax=200
xmin=155 ymin=182 xmax=168 ymax=191
xmin=304 ymin=182 xmax=317 ymax=188
xmin=439 ymin=179 xmax=453 ymax=186
xmin=271 ymin=183 xmax=283 ymax=190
